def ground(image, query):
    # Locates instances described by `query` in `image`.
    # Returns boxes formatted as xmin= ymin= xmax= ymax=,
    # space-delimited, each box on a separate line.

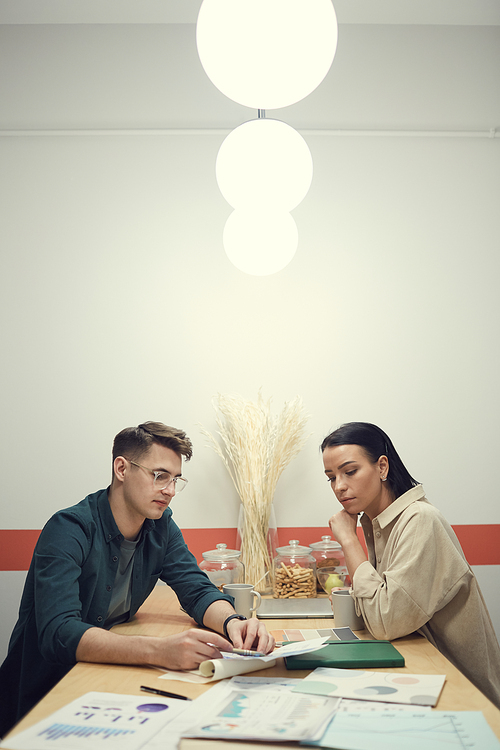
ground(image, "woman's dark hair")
xmin=320 ymin=422 xmax=419 ymax=499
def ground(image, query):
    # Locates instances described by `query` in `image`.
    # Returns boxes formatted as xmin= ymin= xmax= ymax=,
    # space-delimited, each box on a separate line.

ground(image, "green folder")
xmin=284 ymin=640 xmax=405 ymax=670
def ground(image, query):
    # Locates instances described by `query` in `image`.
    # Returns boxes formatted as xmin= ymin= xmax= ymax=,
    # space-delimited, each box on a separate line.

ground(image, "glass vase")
xmin=236 ymin=504 xmax=278 ymax=595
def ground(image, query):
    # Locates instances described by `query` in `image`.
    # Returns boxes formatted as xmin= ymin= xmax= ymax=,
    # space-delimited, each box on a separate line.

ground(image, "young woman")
xmin=322 ymin=422 xmax=500 ymax=708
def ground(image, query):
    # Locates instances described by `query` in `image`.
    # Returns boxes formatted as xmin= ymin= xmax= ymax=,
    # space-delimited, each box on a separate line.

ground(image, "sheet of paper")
xmin=229 ymin=675 xmax=304 ymax=691
xmin=1 ymin=692 xmax=188 ymax=750
xmin=261 ymin=636 xmax=331 ymax=661
xmin=143 ymin=677 xmax=306 ymax=750
xmin=158 ymin=669 xmax=212 ymax=684
xmin=159 ymin=655 xmax=277 ymax=683
xmin=293 ymin=667 xmax=446 ymax=706
xmin=309 ymin=710 xmax=500 ymax=750
xmin=180 ymin=680 xmax=340 ymax=742
xmin=338 ymin=698 xmax=431 ymax=712
xmin=142 ymin=688 xmax=219 ymax=750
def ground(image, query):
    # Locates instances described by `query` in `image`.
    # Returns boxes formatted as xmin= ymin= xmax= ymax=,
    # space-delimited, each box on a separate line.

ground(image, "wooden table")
xmin=4 ymin=583 xmax=500 ymax=747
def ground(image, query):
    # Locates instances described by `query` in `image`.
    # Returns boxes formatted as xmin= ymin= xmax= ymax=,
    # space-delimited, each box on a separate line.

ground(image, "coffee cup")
xmin=331 ymin=589 xmax=364 ymax=630
xmin=222 ymin=583 xmax=262 ymax=619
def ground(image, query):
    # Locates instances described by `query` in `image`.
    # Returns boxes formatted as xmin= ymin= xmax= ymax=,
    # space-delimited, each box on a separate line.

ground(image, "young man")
xmin=0 ymin=422 xmax=274 ymax=736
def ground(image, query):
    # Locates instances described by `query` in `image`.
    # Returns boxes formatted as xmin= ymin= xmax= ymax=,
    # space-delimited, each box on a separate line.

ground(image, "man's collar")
xmin=98 ymin=488 xmax=123 ymax=542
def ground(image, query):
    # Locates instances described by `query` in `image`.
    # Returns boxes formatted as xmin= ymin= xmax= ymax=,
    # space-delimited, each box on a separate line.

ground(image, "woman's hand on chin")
xmin=329 ymin=508 xmax=358 ymax=546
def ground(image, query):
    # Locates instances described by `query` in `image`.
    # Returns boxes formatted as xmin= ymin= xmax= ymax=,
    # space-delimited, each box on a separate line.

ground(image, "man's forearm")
xmin=202 ymin=600 xmax=238 ymax=635
xmin=75 ymin=622 xmax=234 ymax=671
xmin=75 ymin=626 xmax=160 ymax=667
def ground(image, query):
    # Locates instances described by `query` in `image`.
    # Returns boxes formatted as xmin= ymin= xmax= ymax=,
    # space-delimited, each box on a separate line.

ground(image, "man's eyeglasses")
xmin=128 ymin=460 xmax=188 ymax=493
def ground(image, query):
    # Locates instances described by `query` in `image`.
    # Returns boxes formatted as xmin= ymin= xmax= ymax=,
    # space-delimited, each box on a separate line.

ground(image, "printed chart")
xmin=294 ymin=667 xmax=446 ymax=706
xmin=313 ymin=710 xmax=500 ymax=750
xmin=0 ymin=692 xmax=186 ymax=750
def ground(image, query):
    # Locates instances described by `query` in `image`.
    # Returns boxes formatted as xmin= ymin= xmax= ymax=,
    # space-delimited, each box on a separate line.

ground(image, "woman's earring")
xmin=381 ymin=476 xmax=387 ymax=482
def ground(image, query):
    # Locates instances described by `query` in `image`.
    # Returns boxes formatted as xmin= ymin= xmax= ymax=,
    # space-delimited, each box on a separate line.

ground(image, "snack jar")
xmin=199 ymin=543 xmax=245 ymax=591
xmin=273 ymin=540 xmax=317 ymax=598
xmin=309 ymin=535 xmax=351 ymax=589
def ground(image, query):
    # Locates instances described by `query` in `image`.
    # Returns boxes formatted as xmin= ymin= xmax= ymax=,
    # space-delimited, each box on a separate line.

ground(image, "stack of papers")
xmin=178 ymin=677 xmax=500 ymax=749
xmin=4 ymin=678 xmax=500 ymax=750
xmin=180 ymin=679 xmax=339 ymax=742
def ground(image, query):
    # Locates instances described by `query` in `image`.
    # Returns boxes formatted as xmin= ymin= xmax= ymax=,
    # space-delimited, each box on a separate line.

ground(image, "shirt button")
xmin=112 ymin=556 xmax=118 ymax=562
xmin=107 ymin=534 xmax=112 ymax=540
xmin=97 ymin=616 xmax=103 ymax=623
xmin=106 ymin=585 xmax=112 ymax=592
xmin=377 ymin=557 xmax=381 ymax=563
xmin=376 ymin=531 xmax=381 ymax=538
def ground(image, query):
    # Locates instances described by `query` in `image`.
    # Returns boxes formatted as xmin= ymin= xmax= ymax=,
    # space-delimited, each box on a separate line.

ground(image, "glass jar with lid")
xmin=309 ymin=535 xmax=350 ymax=590
xmin=273 ymin=539 xmax=316 ymax=598
xmin=199 ymin=543 xmax=245 ymax=591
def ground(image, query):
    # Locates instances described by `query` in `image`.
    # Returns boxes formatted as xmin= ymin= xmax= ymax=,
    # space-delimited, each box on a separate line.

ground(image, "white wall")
xmin=1 ymin=22 xmax=499 ymax=659
xmin=1 ymin=130 xmax=499 ymax=527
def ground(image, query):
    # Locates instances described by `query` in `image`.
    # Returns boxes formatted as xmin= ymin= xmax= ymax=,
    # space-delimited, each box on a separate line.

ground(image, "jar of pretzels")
xmin=273 ymin=540 xmax=317 ymax=598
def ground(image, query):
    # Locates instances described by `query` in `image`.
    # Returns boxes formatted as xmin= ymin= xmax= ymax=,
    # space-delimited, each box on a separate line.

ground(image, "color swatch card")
xmin=292 ymin=667 xmax=446 ymax=706
xmin=271 ymin=627 xmax=359 ymax=643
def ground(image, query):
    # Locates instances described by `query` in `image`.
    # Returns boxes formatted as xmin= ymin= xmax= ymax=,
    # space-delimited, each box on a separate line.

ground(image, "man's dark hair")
xmin=112 ymin=421 xmax=193 ymax=464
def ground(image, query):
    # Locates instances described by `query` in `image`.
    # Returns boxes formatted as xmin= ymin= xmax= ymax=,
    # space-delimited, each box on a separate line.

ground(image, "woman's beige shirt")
xmin=353 ymin=485 xmax=500 ymax=708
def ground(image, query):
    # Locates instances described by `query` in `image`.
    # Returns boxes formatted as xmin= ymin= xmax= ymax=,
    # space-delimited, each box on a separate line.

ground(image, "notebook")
xmin=257 ymin=597 xmax=334 ymax=618
xmin=284 ymin=640 xmax=405 ymax=669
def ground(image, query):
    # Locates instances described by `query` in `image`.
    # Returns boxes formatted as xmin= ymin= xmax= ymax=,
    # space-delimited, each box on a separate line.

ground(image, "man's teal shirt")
xmin=0 ymin=488 xmax=232 ymax=735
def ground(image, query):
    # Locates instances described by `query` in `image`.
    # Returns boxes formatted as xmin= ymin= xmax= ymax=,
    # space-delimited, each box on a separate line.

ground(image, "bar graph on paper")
xmin=314 ymin=711 xmax=500 ymax=750
xmin=0 ymin=692 xmax=187 ymax=750
xmin=38 ymin=723 xmax=137 ymax=740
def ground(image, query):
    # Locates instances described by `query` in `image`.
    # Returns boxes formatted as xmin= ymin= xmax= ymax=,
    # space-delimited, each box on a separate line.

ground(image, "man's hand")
xmin=226 ymin=617 xmax=275 ymax=654
xmin=155 ymin=629 xmax=233 ymax=670
xmin=202 ymin=599 xmax=274 ymax=654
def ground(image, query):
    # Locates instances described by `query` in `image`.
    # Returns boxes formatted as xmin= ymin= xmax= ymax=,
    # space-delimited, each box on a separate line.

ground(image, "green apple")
xmin=324 ymin=574 xmax=344 ymax=594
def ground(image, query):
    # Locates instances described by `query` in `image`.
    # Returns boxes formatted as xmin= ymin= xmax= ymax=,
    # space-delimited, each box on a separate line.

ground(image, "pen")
xmin=206 ymin=642 xmax=267 ymax=657
xmin=231 ymin=648 xmax=267 ymax=657
xmin=140 ymin=685 xmax=192 ymax=701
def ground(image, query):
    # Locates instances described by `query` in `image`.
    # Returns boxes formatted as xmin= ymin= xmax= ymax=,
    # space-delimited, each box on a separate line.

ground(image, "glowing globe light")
xmin=196 ymin=0 xmax=338 ymax=110
xmin=216 ymin=118 xmax=313 ymax=212
xmin=223 ymin=209 xmax=298 ymax=275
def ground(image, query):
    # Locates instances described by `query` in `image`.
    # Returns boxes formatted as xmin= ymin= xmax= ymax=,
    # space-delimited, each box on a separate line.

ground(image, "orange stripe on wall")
xmin=452 ymin=524 xmax=500 ymax=567
xmin=1 ymin=525 xmax=499 ymax=571
xmin=0 ymin=530 xmax=42 ymax=571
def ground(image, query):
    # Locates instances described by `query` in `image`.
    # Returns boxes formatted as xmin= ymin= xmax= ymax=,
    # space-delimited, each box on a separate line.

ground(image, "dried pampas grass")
xmin=201 ymin=392 xmax=309 ymax=592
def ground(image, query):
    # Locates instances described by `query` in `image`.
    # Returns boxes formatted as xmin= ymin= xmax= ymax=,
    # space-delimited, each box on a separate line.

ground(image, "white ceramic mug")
xmin=223 ymin=583 xmax=262 ymax=619
xmin=331 ymin=589 xmax=364 ymax=630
